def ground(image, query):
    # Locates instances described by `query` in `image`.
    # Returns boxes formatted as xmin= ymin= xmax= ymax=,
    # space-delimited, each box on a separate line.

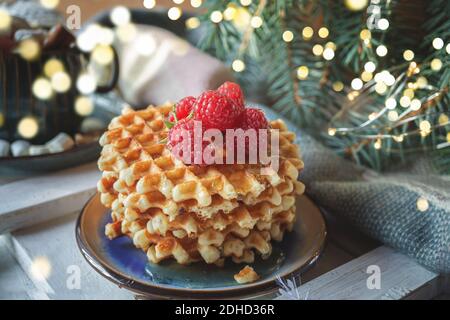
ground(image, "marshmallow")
xmin=11 ymin=140 xmax=30 ymax=157
xmin=46 ymin=133 xmax=75 ymax=153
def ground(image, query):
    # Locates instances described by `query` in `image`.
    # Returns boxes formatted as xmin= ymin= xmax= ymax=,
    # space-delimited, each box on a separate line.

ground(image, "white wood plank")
xmin=276 ymin=246 xmax=441 ymax=300
xmin=0 ymin=163 xmax=100 ymax=234
xmin=8 ymin=212 xmax=133 ymax=300
xmin=0 ymin=235 xmax=45 ymax=300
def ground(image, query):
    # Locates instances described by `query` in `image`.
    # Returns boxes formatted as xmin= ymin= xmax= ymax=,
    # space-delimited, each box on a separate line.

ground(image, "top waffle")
xmin=98 ymin=105 xmax=304 ymax=218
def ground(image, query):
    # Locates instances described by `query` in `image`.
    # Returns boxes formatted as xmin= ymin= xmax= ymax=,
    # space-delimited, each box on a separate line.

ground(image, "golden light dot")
xmin=76 ymin=73 xmax=97 ymax=94
xmin=432 ymin=37 xmax=444 ymax=50
xmin=250 ymin=16 xmax=263 ymax=28
xmin=385 ymin=98 xmax=397 ymax=109
xmin=388 ymin=110 xmax=398 ymax=121
xmin=376 ymin=45 xmax=388 ymax=57
xmin=438 ymin=113 xmax=449 ymax=126
xmin=361 ymin=71 xmax=373 ymax=82
xmin=91 ymin=45 xmax=114 ymax=65
xmin=173 ymin=0 xmax=184 ymax=4
xmin=0 ymin=113 xmax=3 ymax=127
xmin=318 ymin=27 xmax=329 ymax=38
xmin=416 ymin=76 xmax=428 ymax=89
xmin=364 ymin=61 xmax=376 ymax=73
xmin=325 ymin=42 xmax=336 ymax=50
xmin=110 ymin=6 xmax=131 ymax=26
xmin=399 ymin=96 xmax=411 ymax=108
xmin=347 ymin=91 xmax=360 ymax=101
xmin=190 ymin=0 xmax=202 ymax=8
xmin=30 ymin=256 xmax=52 ymax=282
xmin=302 ymin=26 xmax=314 ymax=39
xmin=359 ymin=29 xmax=371 ymax=41
xmin=32 ymin=77 xmax=53 ymax=100
xmin=403 ymin=49 xmax=414 ymax=61
xmin=328 ymin=128 xmax=337 ymax=136
xmin=368 ymin=112 xmax=378 ymax=121
xmin=375 ymin=82 xmax=387 ymax=95
xmin=143 ymin=0 xmax=156 ymax=9
xmin=232 ymin=7 xmax=251 ymax=30
xmin=40 ymin=0 xmax=59 ymax=9
xmin=447 ymin=132 xmax=450 ymax=143
xmin=344 ymin=0 xmax=368 ymax=11
xmin=51 ymin=72 xmax=71 ymax=93
xmin=18 ymin=39 xmax=40 ymax=61
xmin=296 ymin=66 xmax=309 ymax=80
xmin=416 ymin=197 xmax=429 ymax=212
xmin=393 ymin=135 xmax=404 ymax=143
xmin=210 ymin=11 xmax=223 ymax=23
xmin=240 ymin=0 xmax=252 ymax=6
xmin=186 ymin=17 xmax=200 ymax=29
xmin=44 ymin=59 xmax=65 ymax=78
xmin=75 ymin=96 xmax=94 ymax=116
xmin=374 ymin=139 xmax=382 ymax=150
xmin=282 ymin=30 xmax=294 ymax=42
xmin=403 ymin=88 xmax=415 ymax=99
xmin=446 ymin=43 xmax=450 ymax=54
xmin=0 ymin=9 xmax=12 ymax=32
xmin=410 ymin=99 xmax=421 ymax=111
xmin=351 ymin=78 xmax=363 ymax=90
xmin=312 ymin=44 xmax=324 ymax=56
xmin=168 ymin=7 xmax=182 ymax=20
xmin=17 ymin=117 xmax=39 ymax=139
xmin=377 ymin=18 xmax=389 ymax=30
xmin=232 ymin=59 xmax=245 ymax=72
xmin=431 ymin=58 xmax=442 ymax=71
xmin=323 ymin=47 xmax=335 ymax=60
xmin=332 ymin=81 xmax=344 ymax=92
xmin=116 ymin=23 xmax=137 ymax=43
xmin=223 ymin=7 xmax=236 ymax=20
xmin=419 ymin=120 xmax=431 ymax=132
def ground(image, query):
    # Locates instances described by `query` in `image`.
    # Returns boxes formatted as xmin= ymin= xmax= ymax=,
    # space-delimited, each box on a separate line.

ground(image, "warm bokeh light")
xmin=186 ymin=17 xmax=201 ymax=29
xmin=168 ymin=7 xmax=182 ymax=20
xmin=143 ymin=0 xmax=156 ymax=9
xmin=51 ymin=72 xmax=72 ymax=93
xmin=17 ymin=117 xmax=39 ymax=139
xmin=0 ymin=9 xmax=12 ymax=32
xmin=77 ymin=73 xmax=97 ymax=95
xmin=210 ymin=11 xmax=223 ymax=23
xmin=282 ymin=30 xmax=294 ymax=42
xmin=40 ymin=0 xmax=59 ymax=9
xmin=44 ymin=59 xmax=65 ymax=78
xmin=75 ymin=96 xmax=94 ymax=116
xmin=32 ymin=77 xmax=53 ymax=100
xmin=232 ymin=59 xmax=245 ymax=72
xmin=296 ymin=66 xmax=309 ymax=80
xmin=18 ymin=39 xmax=40 ymax=61
xmin=110 ymin=6 xmax=131 ymax=26
xmin=91 ymin=45 xmax=114 ymax=65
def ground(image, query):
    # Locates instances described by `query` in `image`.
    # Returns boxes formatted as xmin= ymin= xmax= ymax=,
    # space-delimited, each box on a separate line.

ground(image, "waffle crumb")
xmin=234 ymin=265 xmax=260 ymax=284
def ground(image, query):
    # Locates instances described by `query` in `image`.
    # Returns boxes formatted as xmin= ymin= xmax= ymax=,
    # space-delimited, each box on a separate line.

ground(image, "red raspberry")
xmin=243 ymin=108 xmax=269 ymax=129
xmin=167 ymin=119 xmax=213 ymax=165
xmin=194 ymin=90 xmax=244 ymax=130
xmin=217 ymin=81 xmax=245 ymax=109
xmin=168 ymin=96 xmax=196 ymax=122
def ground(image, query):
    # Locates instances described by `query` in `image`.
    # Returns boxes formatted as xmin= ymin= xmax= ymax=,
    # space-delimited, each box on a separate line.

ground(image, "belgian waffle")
xmin=98 ymin=105 xmax=305 ymax=266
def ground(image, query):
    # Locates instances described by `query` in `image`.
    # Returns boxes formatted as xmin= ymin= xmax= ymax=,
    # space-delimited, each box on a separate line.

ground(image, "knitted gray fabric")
xmin=259 ymin=105 xmax=450 ymax=274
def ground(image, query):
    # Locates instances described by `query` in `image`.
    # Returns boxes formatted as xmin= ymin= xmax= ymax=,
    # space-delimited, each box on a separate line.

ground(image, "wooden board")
xmin=7 ymin=213 xmax=133 ymax=300
xmin=276 ymin=246 xmax=440 ymax=300
xmin=0 ymin=163 xmax=99 ymax=234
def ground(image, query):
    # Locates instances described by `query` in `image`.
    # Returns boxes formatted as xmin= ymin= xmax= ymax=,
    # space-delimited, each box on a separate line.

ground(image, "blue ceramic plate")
xmin=76 ymin=193 xmax=326 ymax=299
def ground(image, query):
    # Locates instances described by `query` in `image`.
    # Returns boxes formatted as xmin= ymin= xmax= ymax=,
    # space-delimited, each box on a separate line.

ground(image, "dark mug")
xmin=0 ymin=40 xmax=119 ymax=144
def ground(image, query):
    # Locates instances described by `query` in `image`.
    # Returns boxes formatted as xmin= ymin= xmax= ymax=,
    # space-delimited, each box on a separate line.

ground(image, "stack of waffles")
xmin=97 ymin=104 xmax=305 ymax=266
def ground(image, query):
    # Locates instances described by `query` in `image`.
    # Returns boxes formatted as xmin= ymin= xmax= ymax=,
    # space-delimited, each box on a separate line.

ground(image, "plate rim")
xmin=76 ymin=193 xmax=327 ymax=299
